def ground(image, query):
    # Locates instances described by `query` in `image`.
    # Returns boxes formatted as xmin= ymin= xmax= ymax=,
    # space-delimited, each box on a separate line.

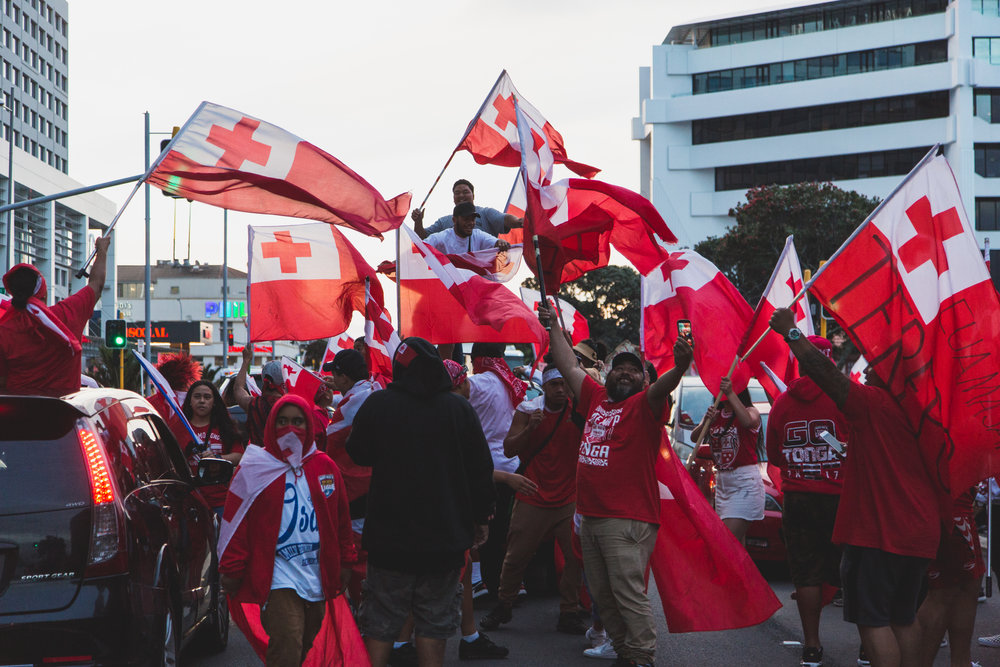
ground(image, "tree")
xmin=522 ymin=265 xmax=641 ymax=350
xmin=90 ymin=345 xmax=143 ymax=392
xmin=694 ymin=182 xmax=880 ymax=305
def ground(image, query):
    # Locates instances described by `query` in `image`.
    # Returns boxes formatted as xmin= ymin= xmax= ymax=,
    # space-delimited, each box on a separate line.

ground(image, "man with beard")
xmin=538 ymin=304 xmax=692 ymax=667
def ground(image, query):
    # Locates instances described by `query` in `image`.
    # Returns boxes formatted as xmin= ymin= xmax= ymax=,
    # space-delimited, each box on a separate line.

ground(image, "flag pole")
xmin=396 ymin=229 xmax=403 ymax=338
xmin=693 ymin=355 xmax=741 ymax=448
xmin=532 ymin=234 xmax=550 ymax=331
xmin=416 ymin=151 xmax=458 ymax=214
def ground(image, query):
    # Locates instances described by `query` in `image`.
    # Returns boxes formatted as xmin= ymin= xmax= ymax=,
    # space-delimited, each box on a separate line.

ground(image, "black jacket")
xmin=346 ymin=337 xmax=496 ymax=573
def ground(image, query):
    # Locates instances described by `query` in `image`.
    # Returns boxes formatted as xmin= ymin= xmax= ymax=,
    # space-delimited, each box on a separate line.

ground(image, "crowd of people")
xmin=2 ymin=180 xmax=999 ymax=667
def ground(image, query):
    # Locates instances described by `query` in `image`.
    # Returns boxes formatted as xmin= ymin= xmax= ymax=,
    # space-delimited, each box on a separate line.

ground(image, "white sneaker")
xmin=583 ymin=641 xmax=617 ymax=660
xmin=978 ymin=633 xmax=1000 ymax=647
xmin=585 ymin=627 xmax=607 ymax=648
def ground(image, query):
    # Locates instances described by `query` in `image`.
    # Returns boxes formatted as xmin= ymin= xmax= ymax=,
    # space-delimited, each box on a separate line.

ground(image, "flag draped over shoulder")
xmin=397 ymin=226 xmax=546 ymax=345
xmin=248 ymin=223 xmax=382 ymax=342
xmin=809 ymin=152 xmax=1000 ymax=497
xmin=652 ymin=441 xmax=782 ymax=632
xmin=457 ymin=70 xmax=599 ymax=179
xmin=642 ymin=251 xmax=753 ymax=397
xmin=146 ymin=101 xmax=410 ymax=238
xmin=739 ymin=235 xmax=814 ymax=399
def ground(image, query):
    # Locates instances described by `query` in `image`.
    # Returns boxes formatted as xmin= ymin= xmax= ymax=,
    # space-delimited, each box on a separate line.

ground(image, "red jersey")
xmin=0 ymin=285 xmax=96 ymax=396
xmin=187 ymin=424 xmax=245 ymax=508
xmin=515 ymin=397 xmax=582 ymax=507
xmin=576 ymin=375 xmax=669 ymax=525
xmin=766 ymin=377 xmax=847 ymax=494
xmin=707 ymin=406 xmax=760 ymax=471
xmin=833 ymin=383 xmax=941 ymax=559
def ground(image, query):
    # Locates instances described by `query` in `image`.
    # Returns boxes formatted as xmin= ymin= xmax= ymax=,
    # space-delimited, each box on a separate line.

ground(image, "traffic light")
xmin=105 ymin=319 xmax=127 ymax=349
xmin=227 ymin=330 xmax=234 ymax=347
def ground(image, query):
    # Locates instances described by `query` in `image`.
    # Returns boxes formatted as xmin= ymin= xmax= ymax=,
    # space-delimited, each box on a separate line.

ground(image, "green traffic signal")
xmin=105 ymin=319 xmax=127 ymax=349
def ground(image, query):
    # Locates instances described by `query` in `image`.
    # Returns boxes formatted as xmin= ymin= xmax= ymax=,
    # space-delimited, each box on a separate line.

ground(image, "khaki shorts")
xmin=358 ymin=564 xmax=462 ymax=641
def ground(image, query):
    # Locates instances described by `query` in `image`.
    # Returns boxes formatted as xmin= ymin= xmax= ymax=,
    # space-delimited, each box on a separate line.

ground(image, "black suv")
xmin=0 ymin=389 xmax=233 ymax=666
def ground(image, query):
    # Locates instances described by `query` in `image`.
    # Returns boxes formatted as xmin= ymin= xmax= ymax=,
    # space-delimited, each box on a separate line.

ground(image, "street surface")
xmin=186 ymin=565 xmax=1000 ymax=666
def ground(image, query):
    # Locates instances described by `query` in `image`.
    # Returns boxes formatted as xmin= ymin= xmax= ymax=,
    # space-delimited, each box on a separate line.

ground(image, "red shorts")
xmin=927 ymin=513 xmax=985 ymax=589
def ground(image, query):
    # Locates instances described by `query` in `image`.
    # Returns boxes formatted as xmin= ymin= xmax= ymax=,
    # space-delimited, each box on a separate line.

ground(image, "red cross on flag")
xmin=641 ymin=250 xmax=754 ymax=398
xmin=146 ymin=101 xmax=410 ymax=238
xmin=456 ymin=70 xmax=599 ymax=179
xmin=737 ymin=236 xmax=814 ymax=399
xmin=397 ymin=226 xmax=546 ymax=345
xmin=248 ymin=223 xmax=383 ymax=342
xmin=809 ymin=151 xmax=1000 ymax=497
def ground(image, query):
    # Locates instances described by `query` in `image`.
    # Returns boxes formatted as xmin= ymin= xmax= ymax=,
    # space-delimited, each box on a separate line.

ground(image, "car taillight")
xmin=78 ymin=420 xmax=127 ymax=576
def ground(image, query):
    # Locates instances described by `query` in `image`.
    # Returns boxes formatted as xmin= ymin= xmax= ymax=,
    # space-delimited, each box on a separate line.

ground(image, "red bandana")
xmin=472 ymin=356 xmax=527 ymax=406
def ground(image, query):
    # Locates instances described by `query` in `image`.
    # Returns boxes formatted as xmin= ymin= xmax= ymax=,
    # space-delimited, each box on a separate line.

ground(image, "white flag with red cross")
xmin=319 ymin=334 xmax=355 ymax=377
xmin=248 ymin=222 xmax=383 ymax=342
xmin=280 ymin=356 xmax=324 ymax=404
xmin=147 ymin=101 xmax=410 ymax=238
xmin=809 ymin=151 xmax=1000 ymax=498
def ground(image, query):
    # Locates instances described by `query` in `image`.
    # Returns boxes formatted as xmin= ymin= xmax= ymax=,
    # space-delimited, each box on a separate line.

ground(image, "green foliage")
xmin=302 ymin=339 xmax=329 ymax=371
xmin=522 ymin=265 xmax=641 ymax=349
xmin=91 ymin=345 xmax=143 ymax=392
xmin=694 ymin=182 xmax=880 ymax=305
xmin=200 ymin=363 xmax=224 ymax=387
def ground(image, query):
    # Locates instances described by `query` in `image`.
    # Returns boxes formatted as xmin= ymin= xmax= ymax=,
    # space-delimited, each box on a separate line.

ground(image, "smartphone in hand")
xmin=677 ymin=319 xmax=694 ymax=346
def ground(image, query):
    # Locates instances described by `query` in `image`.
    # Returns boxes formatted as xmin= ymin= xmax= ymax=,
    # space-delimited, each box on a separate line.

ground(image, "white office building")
xmin=634 ymin=0 xmax=1000 ymax=276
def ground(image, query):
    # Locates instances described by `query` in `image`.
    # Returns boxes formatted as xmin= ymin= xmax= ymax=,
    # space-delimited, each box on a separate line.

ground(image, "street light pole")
xmin=4 ymin=87 xmax=15 ymax=274
xmin=222 ymin=208 xmax=229 ymax=369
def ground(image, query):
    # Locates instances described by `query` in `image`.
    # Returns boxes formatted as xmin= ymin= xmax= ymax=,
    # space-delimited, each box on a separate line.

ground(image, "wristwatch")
xmin=785 ymin=327 xmax=802 ymax=343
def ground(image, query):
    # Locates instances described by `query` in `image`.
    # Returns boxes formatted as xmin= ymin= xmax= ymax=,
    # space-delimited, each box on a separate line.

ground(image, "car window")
xmin=128 ymin=418 xmax=177 ymax=481
xmin=93 ymin=409 xmax=139 ymax=494
xmin=677 ymin=384 xmax=713 ymax=428
xmin=144 ymin=415 xmax=192 ymax=481
xmin=748 ymin=385 xmax=768 ymax=403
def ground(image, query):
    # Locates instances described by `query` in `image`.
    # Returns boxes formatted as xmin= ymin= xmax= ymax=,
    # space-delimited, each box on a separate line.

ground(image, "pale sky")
xmin=65 ymin=0 xmax=782 ymax=332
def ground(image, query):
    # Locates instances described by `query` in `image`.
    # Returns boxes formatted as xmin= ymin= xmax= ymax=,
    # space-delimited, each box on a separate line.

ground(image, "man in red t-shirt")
xmin=770 ymin=308 xmax=942 ymax=667
xmin=0 ymin=235 xmax=110 ymax=396
xmin=480 ymin=364 xmax=586 ymax=635
xmin=538 ymin=304 xmax=692 ymax=667
xmin=766 ymin=336 xmax=850 ymax=667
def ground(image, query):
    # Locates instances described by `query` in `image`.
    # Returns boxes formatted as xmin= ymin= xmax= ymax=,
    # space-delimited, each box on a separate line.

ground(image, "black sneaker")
xmin=800 ymin=645 xmax=823 ymax=667
xmin=388 ymin=641 xmax=418 ymax=667
xmin=479 ymin=603 xmax=512 ymax=631
xmin=556 ymin=611 xmax=589 ymax=635
xmin=459 ymin=632 xmax=509 ymax=660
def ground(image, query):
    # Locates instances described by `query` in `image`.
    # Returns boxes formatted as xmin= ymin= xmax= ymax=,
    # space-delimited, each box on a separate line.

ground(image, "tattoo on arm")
xmin=792 ymin=341 xmax=849 ymax=408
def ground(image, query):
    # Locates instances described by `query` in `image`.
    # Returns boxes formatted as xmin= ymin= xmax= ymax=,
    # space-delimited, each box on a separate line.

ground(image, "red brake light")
xmin=79 ymin=427 xmax=114 ymax=504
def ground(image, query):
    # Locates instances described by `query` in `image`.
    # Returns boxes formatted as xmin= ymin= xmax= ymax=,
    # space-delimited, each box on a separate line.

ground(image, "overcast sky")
xmin=65 ymin=0 xmax=786 ymax=332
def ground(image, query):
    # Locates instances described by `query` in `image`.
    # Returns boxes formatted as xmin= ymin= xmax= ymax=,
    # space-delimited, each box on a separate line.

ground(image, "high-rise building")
xmin=634 ymin=0 xmax=999 ymax=275
xmin=1 ymin=0 xmax=117 ymax=356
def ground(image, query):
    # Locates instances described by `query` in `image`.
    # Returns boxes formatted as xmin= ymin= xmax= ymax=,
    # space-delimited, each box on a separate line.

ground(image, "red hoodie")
xmin=766 ymin=376 xmax=848 ymax=495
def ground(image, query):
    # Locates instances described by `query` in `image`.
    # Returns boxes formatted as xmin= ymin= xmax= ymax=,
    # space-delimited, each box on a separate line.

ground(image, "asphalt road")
xmin=185 ymin=565 xmax=1000 ymax=666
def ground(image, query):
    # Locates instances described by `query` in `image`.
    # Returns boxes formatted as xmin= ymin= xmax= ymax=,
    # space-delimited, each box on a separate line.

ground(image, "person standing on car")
xmin=0 ymin=235 xmax=110 ymax=396
xmin=219 ymin=394 xmax=357 ymax=666
xmin=233 ymin=344 xmax=286 ymax=446
xmin=765 ymin=336 xmax=849 ymax=667
xmin=691 ymin=376 xmax=765 ymax=545
xmin=179 ymin=379 xmax=245 ymax=517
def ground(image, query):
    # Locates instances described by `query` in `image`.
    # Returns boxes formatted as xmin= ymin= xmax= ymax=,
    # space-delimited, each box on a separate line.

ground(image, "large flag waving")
xmin=363 ymin=279 xmax=400 ymax=383
xmin=397 ymin=226 xmax=546 ymax=344
xmin=147 ymin=101 xmax=410 ymax=238
xmin=457 ymin=70 xmax=599 ymax=179
xmin=739 ymin=236 xmax=814 ymax=399
xmin=809 ymin=151 xmax=1000 ymax=497
xmin=642 ymin=251 xmax=753 ymax=397
xmin=248 ymin=223 xmax=383 ymax=341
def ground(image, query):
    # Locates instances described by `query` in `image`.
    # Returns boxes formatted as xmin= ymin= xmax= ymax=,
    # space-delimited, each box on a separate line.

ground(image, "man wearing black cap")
xmin=412 ymin=178 xmax=522 ymax=239
xmin=424 ymin=201 xmax=511 ymax=255
xmin=537 ymin=304 xmax=692 ymax=667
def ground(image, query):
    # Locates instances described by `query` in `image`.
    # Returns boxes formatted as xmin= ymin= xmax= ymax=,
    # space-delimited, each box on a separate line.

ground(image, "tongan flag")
xmin=397 ymin=226 xmax=546 ymax=345
xmin=446 ymin=246 xmax=524 ymax=283
xmin=319 ymin=334 xmax=355 ymax=377
xmin=457 ymin=70 xmax=598 ymax=179
xmin=248 ymin=223 xmax=382 ymax=342
xmin=281 ymin=356 xmax=324 ymax=403
xmin=809 ymin=152 xmax=1000 ymax=497
xmin=642 ymin=251 xmax=753 ymax=397
xmin=147 ymin=101 xmax=410 ymax=238
xmin=518 ymin=288 xmax=589 ymax=345
xmin=738 ymin=236 xmax=814 ymax=399
xmin=132 ymin=350 xmax=200 ymax=446
xmin=363 ymin=280 xmax=400 ymax=383
xmin=652 ymin=441 xmax=781 ymax=631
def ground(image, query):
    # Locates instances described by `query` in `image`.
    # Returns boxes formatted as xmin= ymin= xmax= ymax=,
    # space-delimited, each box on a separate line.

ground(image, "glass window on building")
xmin=976 ymin=198 xmax=1000 ymax=231
xmin=975 ymin=144 xmax=1000 ymax=177
xmin=973 ymin=1 xmax=1000 ymax=17
xmin=974 ymin=37 xmax=1000 ymax=65
xmin=118 ymin=282 xmax=145 ymax=299
xmin=975 ymin=89 xmax=1000 ymax=122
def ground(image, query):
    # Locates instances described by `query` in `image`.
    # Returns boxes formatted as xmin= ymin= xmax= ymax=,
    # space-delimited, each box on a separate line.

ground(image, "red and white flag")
xmin=849 ymin=355 xmax=868 ymax=384
xmin=446 ymin=246 xmax=524 ymax=283
xmin=518 ymin=288 xmax=589 ymax=345
xmin=319 ymin=334 xmax=355 ymax=377
xmin=739 ymin=236 xmax=814 ymax=399
xmin=809 ymin=152 xmax=1000 ymax=497
xmin=642 ymin=251 xmax=753 ymax=397
xmin=457 ymin=71 xmax=598 ymax=179
xmin=147 ymin=101 xmax=410 ymax=238
xmin=281 ymin=356 xmax=324 ymax=403
xmin=248 ymin=223 xmax=382 ymax=342
xmin=363 ymin=280 xmax=400 ymax=383
xmin=397 ymin=226 xmax=546 ymax=345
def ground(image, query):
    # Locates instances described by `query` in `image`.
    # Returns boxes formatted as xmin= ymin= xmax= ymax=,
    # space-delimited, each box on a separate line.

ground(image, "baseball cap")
xmin=572 ymin=342 xmax=599 ymax=365
xmin=323 ymin=349 xmax=367 ymax=380
xmin=808 ymin=335 xmax=833 ymax=359
xmin=611 ymin=351 xmax=643 ymax=370
xmin=453 ymin=201 xmax=479 ymax=218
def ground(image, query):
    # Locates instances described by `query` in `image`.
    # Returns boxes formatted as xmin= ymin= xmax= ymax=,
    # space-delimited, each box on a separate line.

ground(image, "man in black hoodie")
xmin=347 ymin=337 xmax=497 ymax=667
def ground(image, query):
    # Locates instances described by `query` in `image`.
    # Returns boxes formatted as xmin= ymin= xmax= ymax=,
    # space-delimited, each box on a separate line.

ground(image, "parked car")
xmin=0 ymin=388 xmax=234 ymax=666
xmin=667 ymin=376 xmax=787 ymax=563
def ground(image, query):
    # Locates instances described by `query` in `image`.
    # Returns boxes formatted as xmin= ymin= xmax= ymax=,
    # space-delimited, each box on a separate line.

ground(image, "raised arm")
xmin=87 ymin=235 xmax=111 ymax=298
xmin=411 ymin=208 xmax=429 ymax=239
xmin=233 ymin=345 xmax=253 ymax=411
xmin=538 ymin=303 xmax=586 ymax=400
xmin=769 ymin=307 xmax=849 ymax=409
xmin=719 ymin=376 xmax=760 ymax=429
xmin=503 ymin=214 xmax=523 ymax=232
xmin=647 ymin=337 xmax=693 ymax=415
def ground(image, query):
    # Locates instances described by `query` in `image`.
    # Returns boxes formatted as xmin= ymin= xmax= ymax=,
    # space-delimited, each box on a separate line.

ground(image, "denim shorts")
xmin=358 ymin=564 xmax=462 ymax=641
